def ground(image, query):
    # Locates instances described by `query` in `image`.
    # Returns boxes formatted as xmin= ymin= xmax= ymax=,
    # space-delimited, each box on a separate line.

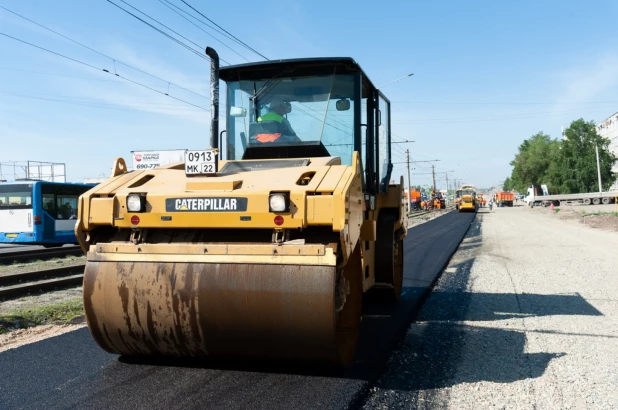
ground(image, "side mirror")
xmin=229 ymin=106 xmax=247 ymax=117
xmin=336 ymin=99 xmax=350 ymax=111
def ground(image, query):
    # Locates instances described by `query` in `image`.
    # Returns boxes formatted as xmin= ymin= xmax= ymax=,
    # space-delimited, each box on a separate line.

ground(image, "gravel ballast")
xmin=363 ymin=206 xmax=618 ymax=409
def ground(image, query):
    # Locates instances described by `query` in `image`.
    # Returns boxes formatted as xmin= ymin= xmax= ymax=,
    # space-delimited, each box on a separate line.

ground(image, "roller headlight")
xmin=127 ymin=194 xmax=146 ymax=212
xmin=269 ymin=193 xmax=289 ymax=212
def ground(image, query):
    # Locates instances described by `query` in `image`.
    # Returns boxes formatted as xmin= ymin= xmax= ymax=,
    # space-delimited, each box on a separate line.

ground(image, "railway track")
xmin=0 ymin=264 xmax=85 ymax=299
xmin=0 ymin=246 xmax=83 ymax=265
xmin=408 ymin=205 xmax=455 ymax=218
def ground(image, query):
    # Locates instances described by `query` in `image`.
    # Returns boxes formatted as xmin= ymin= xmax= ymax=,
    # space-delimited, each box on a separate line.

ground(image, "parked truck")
xmin=524 ymin=184 xmax=617 ymax=207
xmin=495 ymin=191 xmax=514 ymax=207
xmin=408 ymin=190 xmax=422 ymax=211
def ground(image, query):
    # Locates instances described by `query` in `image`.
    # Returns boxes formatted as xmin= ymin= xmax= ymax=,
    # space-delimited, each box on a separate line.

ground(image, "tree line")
xmin=503 ymin=118 xmax=617 ymax=194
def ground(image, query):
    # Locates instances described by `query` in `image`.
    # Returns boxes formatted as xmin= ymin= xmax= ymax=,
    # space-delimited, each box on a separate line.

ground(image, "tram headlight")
xmin=127 ymin=194 xmax=146 ymax=212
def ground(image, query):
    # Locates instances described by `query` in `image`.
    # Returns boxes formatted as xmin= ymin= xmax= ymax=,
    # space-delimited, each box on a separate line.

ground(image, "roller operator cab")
xmin=76 ymin=48 xmax=407 ymax=366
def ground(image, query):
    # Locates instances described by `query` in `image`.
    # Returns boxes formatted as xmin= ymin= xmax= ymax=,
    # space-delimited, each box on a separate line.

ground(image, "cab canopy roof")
xmin=219 ymin=57 xmax=379 ymax=96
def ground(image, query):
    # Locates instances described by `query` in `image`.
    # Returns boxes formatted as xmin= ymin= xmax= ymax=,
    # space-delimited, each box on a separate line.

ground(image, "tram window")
xmin=41 ymin=183 xmax=87 ymax=219
xmin=0 ymin=185 xmax=33 ymax=209
xmin=56 ymin=196 xmax=77 ymax=219
xmin=43 ymin=193 xmax=57 ymax=218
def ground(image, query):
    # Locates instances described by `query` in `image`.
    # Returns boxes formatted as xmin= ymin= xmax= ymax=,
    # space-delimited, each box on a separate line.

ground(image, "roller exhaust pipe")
xmin=206 ymin=47 xmax=219 ymax=150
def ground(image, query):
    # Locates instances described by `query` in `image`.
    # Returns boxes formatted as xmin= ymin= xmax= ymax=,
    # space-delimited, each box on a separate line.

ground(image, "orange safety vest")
xmin=256 ymin=112 xmax=284 ymax=143
xmin=255 ymin=133 xmax=281 ymax=142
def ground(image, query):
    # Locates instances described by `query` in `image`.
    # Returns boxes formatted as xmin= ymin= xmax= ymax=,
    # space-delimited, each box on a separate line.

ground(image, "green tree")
xmin=552 ymin=119 xmax=617 ymax=193
xmin=509 ymin=132 xmax=559 ymax=192
xmin=502 ymin=177 xmax=513 ymax=191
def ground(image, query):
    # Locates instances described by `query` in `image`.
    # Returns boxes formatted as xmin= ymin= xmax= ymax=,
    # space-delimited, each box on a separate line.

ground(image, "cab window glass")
xmin=377 ymin=95 xmax=390 ymax=189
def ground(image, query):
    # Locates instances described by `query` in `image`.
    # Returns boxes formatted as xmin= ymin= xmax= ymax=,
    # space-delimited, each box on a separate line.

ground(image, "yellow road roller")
xmin=457 ymin=184 xmax=477 ymax=212
xmin=75 ymin=48 xmax=407 ymax=366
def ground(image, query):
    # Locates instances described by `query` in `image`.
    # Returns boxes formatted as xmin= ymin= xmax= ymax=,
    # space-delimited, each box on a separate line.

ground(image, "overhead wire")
xmin=393 ymin=107 xmax=611 ymax=124
xmin=0 ymin=90 xmax=206 ymax=112
xmin=0 ymin=5 xmax=210 ymax=100
xmin=0 ymin=67 xmax=133 ymax=84
xmin=0 ymin=89 xmax=203 ymax=108
xmin=0 ymin=32 xmax=208 ymax=110
xmin=179 ymin=0 xmax=269 ymax=60
xmin=157 ymin=0 xmax=251 ymax=63
xmin=106 ymin=0 xmax=231 ymax=64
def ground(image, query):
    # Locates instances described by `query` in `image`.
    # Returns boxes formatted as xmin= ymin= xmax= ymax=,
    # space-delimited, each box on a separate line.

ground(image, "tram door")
xmin=41 ymin=184 xmax=81 ymax=241
xmin=41 ymin=185 xmax=56 ymax=239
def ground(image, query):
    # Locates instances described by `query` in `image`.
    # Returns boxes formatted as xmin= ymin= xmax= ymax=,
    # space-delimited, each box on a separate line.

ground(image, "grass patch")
xmin=0 ymin=255 xmax=85 ymax=275
xmin=554 ymin=208 xmax=561 ymax=214
xmin=580 ymin=211 xmax=618 ymax=217
xmin=0 ymin=298 xmax=83 ymax=334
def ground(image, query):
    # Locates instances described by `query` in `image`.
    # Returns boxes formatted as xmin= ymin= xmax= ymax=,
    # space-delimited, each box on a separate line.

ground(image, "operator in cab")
xmin=255 ymin=98 xmax=297 ymax=142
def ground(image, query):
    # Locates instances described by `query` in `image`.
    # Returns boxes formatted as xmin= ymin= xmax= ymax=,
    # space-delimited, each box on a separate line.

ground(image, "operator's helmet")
xmin=269 ymin=97 xmax=291 ymax=114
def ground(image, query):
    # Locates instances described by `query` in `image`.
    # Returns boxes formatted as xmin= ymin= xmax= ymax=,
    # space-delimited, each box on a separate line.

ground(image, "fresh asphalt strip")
xmin=0 ymin=211 xmax=475 ymax=410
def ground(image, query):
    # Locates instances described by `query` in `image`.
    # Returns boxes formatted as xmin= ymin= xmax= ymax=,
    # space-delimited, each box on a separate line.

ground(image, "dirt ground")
xmin=534 ymin=204 xmax=618 ymax=232
xmin=0 ymin=320 xmax=86 ymax=353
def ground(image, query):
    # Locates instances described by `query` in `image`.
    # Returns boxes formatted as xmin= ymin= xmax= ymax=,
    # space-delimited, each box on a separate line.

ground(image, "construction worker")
xmin=255 ymin=98 xmax=297 ymax=142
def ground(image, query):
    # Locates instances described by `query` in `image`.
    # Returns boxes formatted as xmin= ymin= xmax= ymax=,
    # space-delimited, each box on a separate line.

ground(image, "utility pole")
xmin=432 ymin=165 xmax=436 ymax=195
xmin=595 ymin=142 xmax=603 ymax=193
xmin=406 ymin=149 xmax=412 ymax=195
xmin=406 ymin=149 xmax=412 ymax=212
xmin=446 ymin=173 xmax=449 ymax=193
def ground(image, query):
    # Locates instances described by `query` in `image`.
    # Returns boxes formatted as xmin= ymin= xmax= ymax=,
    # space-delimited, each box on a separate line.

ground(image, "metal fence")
xmin=0 ymin=161 xmax=66 ymax=182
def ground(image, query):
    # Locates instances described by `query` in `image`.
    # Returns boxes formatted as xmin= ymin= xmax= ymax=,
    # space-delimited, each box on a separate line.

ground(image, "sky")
xmin=1 ymin=0 xmax=618 ymax=190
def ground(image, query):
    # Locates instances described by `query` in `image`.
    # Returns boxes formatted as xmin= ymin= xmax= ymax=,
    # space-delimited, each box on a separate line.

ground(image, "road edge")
xmin=347 ymin=212 xmax=477 ymax=410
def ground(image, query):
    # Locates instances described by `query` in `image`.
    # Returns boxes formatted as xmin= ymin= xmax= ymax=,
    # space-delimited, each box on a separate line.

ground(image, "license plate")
xmin=185 ymin=149 xmax=217 ymax=175
xmin=5 ymin=234 xmax=18 ymax=238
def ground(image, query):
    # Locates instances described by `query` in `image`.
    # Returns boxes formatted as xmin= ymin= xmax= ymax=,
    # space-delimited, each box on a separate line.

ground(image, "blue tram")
xmin=0 ymin=181 xmax=95 ymax=246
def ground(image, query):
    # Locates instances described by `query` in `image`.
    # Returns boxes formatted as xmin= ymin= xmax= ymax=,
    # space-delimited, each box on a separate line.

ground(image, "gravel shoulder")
xmin=363 ymin=206 xmax=618 ymax=409
xmin=407 ymin=206 xmax=455 ymax=229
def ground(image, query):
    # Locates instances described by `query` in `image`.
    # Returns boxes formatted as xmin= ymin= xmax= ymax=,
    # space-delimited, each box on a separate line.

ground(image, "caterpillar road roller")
xmin=75 ymin=48 xmax=407 ymax=366
xmin=457 ymin=184 xmax=477 ymax=212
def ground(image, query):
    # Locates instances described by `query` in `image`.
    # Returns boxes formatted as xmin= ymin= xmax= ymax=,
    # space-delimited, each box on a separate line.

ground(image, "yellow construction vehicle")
xmin=456 ymin=184 xmax=477 ymax=212
xmin=75 ymin=48 xmax=407 ymax=366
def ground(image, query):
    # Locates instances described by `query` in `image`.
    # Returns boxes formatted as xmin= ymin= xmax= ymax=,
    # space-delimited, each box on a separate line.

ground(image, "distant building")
xmin=596 ymin=111 xmax=618 ymax=191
